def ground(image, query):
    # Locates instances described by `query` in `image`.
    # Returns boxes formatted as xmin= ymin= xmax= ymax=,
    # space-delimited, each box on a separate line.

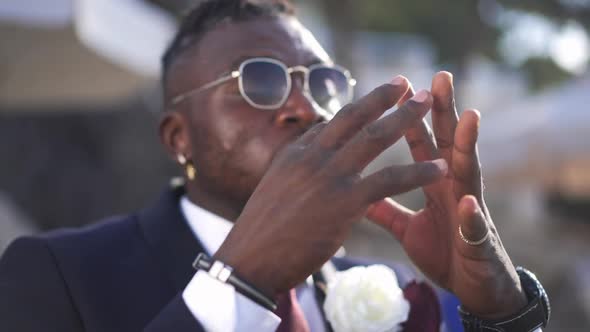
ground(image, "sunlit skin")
xmin=162 ymin=17 xmax=328 ymax=220
xmin=159 ymin=15 xmax=527 ymax=319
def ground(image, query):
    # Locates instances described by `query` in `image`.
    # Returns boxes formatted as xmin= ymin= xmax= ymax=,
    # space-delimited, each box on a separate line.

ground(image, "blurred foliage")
xmin=313 ymin=0 xmax=590 ymax=90
xmin=504 ymin=0 xmax=590 ymax=26
xmin=522 ymin=57 xmax=572 ymax=90
xmin=147 ymin=0 xmax=590 ymax=90
xmin=353 ymin=0 xmax=500 ymax=70
xmin=149 ymin=0 xmax=191 ymax=14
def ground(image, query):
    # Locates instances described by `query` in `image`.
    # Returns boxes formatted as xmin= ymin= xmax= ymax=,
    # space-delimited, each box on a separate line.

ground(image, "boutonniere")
xmin=323 ymin=265 xmax=410 ymax=332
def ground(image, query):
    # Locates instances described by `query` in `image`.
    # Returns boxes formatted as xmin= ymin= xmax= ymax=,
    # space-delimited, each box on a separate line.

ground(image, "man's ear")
xmin=159 ymin=111 xmax=192 ymax=160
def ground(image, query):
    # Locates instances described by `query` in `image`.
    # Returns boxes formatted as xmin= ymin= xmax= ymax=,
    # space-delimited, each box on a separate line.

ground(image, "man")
xmin=0 ymin=0 xmax=549 ymax=331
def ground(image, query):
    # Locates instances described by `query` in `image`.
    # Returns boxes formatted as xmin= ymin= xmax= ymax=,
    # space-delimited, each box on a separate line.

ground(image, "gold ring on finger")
xmin=458 ymin=224 xmax=489 ymax=246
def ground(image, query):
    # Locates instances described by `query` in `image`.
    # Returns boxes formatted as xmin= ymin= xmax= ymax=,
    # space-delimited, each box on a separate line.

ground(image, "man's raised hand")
xmin=214 ymin=76 xmax=447 ymax=297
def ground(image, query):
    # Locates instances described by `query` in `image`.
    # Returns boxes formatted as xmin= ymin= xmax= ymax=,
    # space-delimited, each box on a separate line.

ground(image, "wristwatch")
xmin=459 ymin=267 xmax=550 ymax=332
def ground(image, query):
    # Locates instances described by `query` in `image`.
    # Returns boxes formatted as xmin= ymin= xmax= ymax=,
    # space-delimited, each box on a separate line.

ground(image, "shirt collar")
xmin=179 ymin=195 xmax=233 ymax=256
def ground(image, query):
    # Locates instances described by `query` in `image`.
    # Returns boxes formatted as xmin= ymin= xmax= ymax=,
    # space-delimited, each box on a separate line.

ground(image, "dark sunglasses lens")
xmin=309 ymin=67 xmax=351 ymax=114
xmin=241 ymin=61 xmax=289 ymax=107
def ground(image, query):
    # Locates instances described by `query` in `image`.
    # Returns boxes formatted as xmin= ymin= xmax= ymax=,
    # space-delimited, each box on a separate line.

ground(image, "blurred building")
xmin=0 ymin=23 xmax=149 ymax=107
xmin=479 ymin=74 xmax=590 ymax=221
xmin=0 ymin=2 xmax=177 ymax=235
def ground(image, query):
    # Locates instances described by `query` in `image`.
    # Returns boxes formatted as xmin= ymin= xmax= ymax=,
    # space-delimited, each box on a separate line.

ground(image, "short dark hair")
xmin=161 ymin=0 xmax=294 ymax=84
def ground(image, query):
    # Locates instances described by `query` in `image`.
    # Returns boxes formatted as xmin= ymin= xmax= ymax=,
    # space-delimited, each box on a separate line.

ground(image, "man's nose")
xmin=275 ymin=77 xmax=324 ymax=127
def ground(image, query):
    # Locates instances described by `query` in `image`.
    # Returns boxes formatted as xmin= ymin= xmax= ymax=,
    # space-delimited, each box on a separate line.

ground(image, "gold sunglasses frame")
xmin=170 ymin=57 xmax=357 ymax=115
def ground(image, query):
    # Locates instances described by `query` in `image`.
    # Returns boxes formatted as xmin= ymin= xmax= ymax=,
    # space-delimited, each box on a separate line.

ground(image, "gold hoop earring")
xmin=177 ymin=154 xmax=196 ymax=180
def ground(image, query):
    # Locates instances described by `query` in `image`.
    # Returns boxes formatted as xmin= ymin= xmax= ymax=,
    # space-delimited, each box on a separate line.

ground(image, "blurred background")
xmin=0 ymin=0 xmax=588 ymax=330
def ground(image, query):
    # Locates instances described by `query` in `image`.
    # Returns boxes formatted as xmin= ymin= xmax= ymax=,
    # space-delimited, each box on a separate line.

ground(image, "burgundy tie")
xmin=275 ymin=289 xmax=311 ymax=332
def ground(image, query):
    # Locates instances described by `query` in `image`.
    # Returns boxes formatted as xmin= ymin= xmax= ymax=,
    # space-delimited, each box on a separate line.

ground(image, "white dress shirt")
xmin=179 ymin=196 xmax=326 ymax=332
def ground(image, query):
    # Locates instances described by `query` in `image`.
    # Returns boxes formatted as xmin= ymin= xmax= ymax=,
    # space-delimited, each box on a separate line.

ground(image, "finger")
xmin=402 ymin=84 xmax=439 ymax=162
xmin=431 ymin=71 xmax=459 ymax=163
xmin=331 ymin=90 xmax=433 ymax=174
xmin=397 ymin=81 xmax=415 ymax=105
xmin=452 ymin=109 xmax=483 ymax=201
xmin=297 ymin=122 xmax=327 ymax=145
xmin=357 ymin=158 xmax=448 ymax=203
xmin=456 ymin=195 xmax=492 ymax=256
xmin=316 ymin=75 xmax=409 ymax=149
xmin=366 ymin=197 xmax=415 ymax=241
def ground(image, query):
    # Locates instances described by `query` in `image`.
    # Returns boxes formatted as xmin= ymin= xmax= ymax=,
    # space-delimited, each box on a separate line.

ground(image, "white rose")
xmin=323 ymin=264 xmax=410 ymax=332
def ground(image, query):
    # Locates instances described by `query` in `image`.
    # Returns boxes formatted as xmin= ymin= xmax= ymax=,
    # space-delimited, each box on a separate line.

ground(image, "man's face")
xmin=167 ymin=15 xmax=333 ymax=206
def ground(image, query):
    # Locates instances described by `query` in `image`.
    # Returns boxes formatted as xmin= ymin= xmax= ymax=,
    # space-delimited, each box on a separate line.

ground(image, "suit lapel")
xmin=135 ymin=186 xmax=337 ymax=332
xmin=137 ymin=183 xmax=206 ymax=292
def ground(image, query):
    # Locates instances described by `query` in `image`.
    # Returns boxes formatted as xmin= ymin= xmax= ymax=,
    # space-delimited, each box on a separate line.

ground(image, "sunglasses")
xmin=170 ymin=57 xmax=356 ymax=115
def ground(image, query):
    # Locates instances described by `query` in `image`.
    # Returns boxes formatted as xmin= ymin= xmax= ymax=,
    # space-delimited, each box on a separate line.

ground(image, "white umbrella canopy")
xmin=75 ymin=0 xmax=177 ymax=77
xmin=478 ymin=76 xmax=590 ymax=188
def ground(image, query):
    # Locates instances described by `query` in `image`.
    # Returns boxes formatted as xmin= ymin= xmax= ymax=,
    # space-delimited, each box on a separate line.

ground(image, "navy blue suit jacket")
xmin=0 ymin=186 xmax=442 ymax=331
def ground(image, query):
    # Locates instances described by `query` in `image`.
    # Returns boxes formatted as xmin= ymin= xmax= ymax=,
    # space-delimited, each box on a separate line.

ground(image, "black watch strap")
xmin=459 ymin=267 xmax=550 ymax=332
xmin=192 ymin=253 xmax=278 ymax=311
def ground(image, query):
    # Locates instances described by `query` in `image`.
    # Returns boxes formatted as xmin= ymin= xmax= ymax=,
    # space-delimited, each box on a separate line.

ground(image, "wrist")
xmin=477 ymin=282 xmax=528 ymax=320
xmin=461 ymin=267 xmax=528 ymax=319
xmin=460 ymin=267 xmax=550 ymax=331
xmin=193 ymin=253 xmax=278 ymax=311
xmin=213 ymin=246 xmax=279 ymax=299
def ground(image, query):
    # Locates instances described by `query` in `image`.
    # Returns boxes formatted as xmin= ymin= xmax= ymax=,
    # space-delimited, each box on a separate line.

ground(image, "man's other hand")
xmin=366 ymin=72 xmax=528 ymax=319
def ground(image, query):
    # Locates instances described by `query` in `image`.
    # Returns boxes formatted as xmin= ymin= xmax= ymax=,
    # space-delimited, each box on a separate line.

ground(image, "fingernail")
xmin=470 ymin=109 xmax=481 ymax=128
xmin=390 ymin=75 xmax=406 ymax=86
xmin=411 ymin=90 xmax=429 ymax=103
xmin=441 ymin=71 xmax=453 ymax=85
xmin=462 ymin=195 xmax=480 ymax=214
xmin=432 ymin=158 xmax=448 ymax=176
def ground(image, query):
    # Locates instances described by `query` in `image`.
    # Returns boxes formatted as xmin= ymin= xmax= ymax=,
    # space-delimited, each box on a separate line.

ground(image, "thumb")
xmin=457 ymin=195 xmax=491 ymax=254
